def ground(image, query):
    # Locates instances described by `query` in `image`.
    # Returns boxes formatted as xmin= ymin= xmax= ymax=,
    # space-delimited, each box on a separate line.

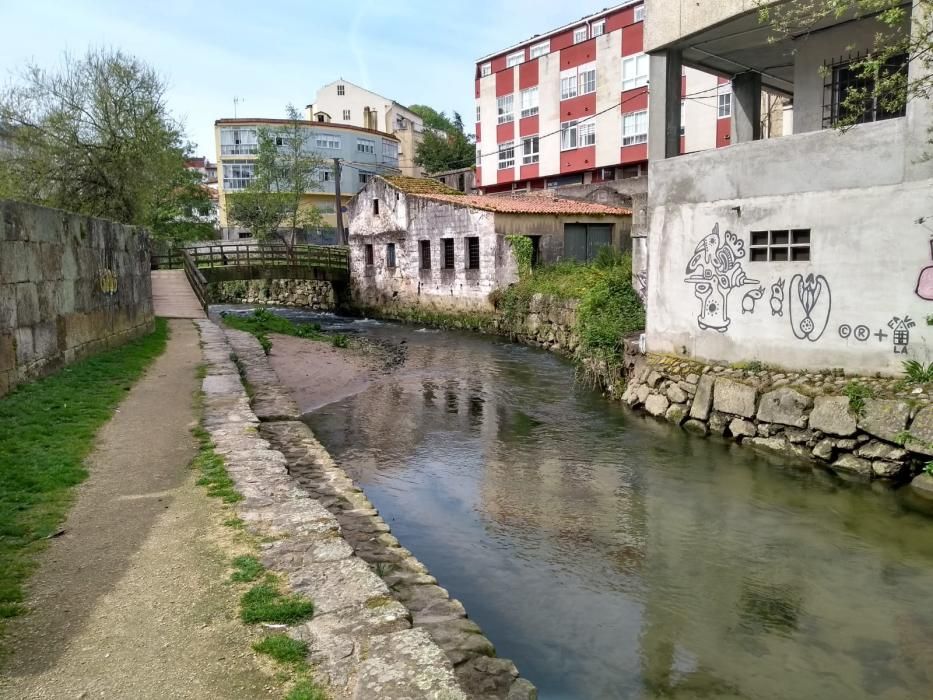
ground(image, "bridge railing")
xmin=181 ymin=249 xmax=209 ymax=314
xmin=185 ymin=244 xmax=350 ymax=273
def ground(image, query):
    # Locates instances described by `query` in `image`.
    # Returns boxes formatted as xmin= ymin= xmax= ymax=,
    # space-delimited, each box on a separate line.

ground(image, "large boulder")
xmin=645 ymin=394 xmax=670 ymax=417
xmin=906 ymin=405 xmax=933 ymax=456
xmin=858 ymin=399 xmax=910 ymax=443
xmin=683 ymin=419 xmax=708 ymax=436
xmin=689 ymin=374 xmax=715 ymax=421
xmin=666 ymin=384 xmax=688 ymax=404
xmin=908 ymin=473 xmax=933 ymax=502
xmin=830 ymin=454 xmax=873 ymax=479
xmin=665 ymin=403 xmax=687 ymax=425
xmin=729 ymin=418 xmax=757 ymax=438
xmin=808 ymin=395 xmax=858 ymax=436
xmin=712 ymin=378 xmax=758 ymax=418
xmin=756 ymin=387 xmax=812 ymax=428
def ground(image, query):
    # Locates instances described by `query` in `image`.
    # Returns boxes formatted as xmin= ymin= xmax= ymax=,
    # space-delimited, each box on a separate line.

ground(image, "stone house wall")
xmin=208 ymin=279 xmax=335 ymax=310
xmin=0 ymin=200 xmax=154 ymax=397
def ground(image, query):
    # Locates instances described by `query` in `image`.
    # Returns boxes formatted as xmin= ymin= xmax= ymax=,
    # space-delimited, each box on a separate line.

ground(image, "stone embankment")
xmin=622 ymin=354 xmax=933 ymax=491
xmin=208 ymin=279 xmax=335 ymax=309
xmin=200 ymin=320 xmax=536 ymax=700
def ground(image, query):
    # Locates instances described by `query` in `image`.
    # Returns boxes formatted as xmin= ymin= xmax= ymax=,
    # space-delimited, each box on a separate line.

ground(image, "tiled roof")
xmin=383 ymin=176 xmax=465 ymax=195
xmin=424 ymin=193 xmax=631 ymax=216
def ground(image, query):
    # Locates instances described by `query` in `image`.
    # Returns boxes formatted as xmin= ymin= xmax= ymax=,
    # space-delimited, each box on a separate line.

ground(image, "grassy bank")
xmin=0 ymin=318 xmax=168 ymax=630
xmin=221 ymin=308 xmax=348 ymax=353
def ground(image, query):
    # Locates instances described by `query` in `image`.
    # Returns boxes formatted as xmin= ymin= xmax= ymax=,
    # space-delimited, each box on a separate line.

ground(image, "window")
xmin=274 ymin=134 xmax=292 ymax=147
xmin=337 ymin=84 xmax=345 ymax=95
xmin=680 ymin=100 xmax=686 ymax=135
xmin=507 ymin=51 xmax=524 ymax=68
xmin=476 ymin=145 xmax=482 ymax=164
xmin=342 ymin=109 xmax=351 ymax=120
xmin=419 ymin=240 xmax=431 ymax=269
xmin=592 ymin=20 xmax=606 ymax=37
xmin=579 ymin=121 xmax=596 ymax=146
xmin=364 ymin=244 xmax=374 ymax=265
xmin=476 ymin=104 xmax=481 ymax=122
xmin=573 ymin=26 xmax=588 ymax=44
xmin=600 ymin=167 xmax=616 ymax=181
xmin=315 ymin=134 xmax=341 ymax=149
xmin=634 ymin=4 xmax=645 ymax=22
xmin=824 ymin=53 xmax=908 ymax=128
xmin=749 ymin=230 xmax=811 ymax=262
xmin=466 ymin=237 xmax=480 ymax=269
xmin=386 ymin=243 xmax=396 ymax=268
xmin=442 ymin=238 xmax=455 ymax=269
xmin=357 ymin=138 xmax=375 ymax=154
xmin=220 ymin=128 xmax=258 ymax=155
xmin=621 ymin=164 xmax=642 ymax=179
xmin=458 ymin=172 xmax=465 ymax=191
xmin=578 ymin=63 xmax=596 ymax=95
xmin=561 ymin=120 xmax=594 ymax=150
xmin=383 ymin=140 xmax=398 ymax=164
xmin=359 ymin=171 xmax=374 ymax=184
xmin=622 ymin=53 xmax=649 ymax=91
xmin=480 ymin=62 xmax=492 ymax=77
xmin=373 ymin=199 xmax=379 ymax=215
xmin=222 ymin=161 xmax=254 ymax=190
xmin=622 ymin=110 xmax=648 ymax=146
xmin=520 ymin=87 xmax=539 ymax=118
xmin=718 ymin=90 xmax=732 ymax=118
xmin=497 ymin=94 xmax=514 ymax=124
xmin=318 ymin=168 xmax=332 ymax=182
xmin=498 ymin=140 xmax=515 ymax=169
xmin=521 ymin=136 xmax=539 ymax=164
xmin=561 ymin=120 xmax=578 ymax=150
xmin=530 ymin=41 xmax=549 ymax=59
xmin=560 ymin=69 xmax=578 ymax=100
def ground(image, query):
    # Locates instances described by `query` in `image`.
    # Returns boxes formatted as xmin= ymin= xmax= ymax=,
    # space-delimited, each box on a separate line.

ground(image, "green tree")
xmin=0 ymin=48 xmax=190 ymax=226
xmin=226 ymin=105 xmax=326 ymax=252
xmin=146 ymin=167 xmax=215 ymax=244
xmin=408 ymin=105 xmax=476 ymax=174
xmin=759 ymin=0 xmax=932 ymax=134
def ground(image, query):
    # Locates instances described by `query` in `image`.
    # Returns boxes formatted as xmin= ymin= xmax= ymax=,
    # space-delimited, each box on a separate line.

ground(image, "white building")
xmin=308 ymin=80 xmax=427 ymax=177
xmin=643 ymin=0 xmax=933 ymax=374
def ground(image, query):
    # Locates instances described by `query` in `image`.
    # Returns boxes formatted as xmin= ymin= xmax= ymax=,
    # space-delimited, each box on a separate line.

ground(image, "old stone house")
xmin=347 ymin=176 xmax=632 ymax=312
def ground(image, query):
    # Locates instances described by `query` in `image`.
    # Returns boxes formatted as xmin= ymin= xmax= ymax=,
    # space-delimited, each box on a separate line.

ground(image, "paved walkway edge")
xmin=196 ymin=320 xmax=468 ymax=700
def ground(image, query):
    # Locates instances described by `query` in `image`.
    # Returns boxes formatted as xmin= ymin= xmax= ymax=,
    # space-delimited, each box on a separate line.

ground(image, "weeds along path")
xmin=0 ymin=320 xmax=276 ymax=699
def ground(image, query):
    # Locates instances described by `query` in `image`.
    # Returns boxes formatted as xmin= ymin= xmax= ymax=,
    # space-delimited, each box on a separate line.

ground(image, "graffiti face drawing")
xmin=770 ymin=278 xmax=785 ymax=317
xmin=684 ymin=224 xmax=759 ymax=333
xmin=789 ymin=273 xmax=831 ymax=341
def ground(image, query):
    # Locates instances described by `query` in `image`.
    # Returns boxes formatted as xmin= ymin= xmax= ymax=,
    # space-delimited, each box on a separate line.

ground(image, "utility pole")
xmin=333 ymin=158 xmax=346 ymax=245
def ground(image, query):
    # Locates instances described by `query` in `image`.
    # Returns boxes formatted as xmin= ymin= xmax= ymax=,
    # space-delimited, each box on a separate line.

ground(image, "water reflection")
xmin=304 ymin=322 xmax=933 ymax=700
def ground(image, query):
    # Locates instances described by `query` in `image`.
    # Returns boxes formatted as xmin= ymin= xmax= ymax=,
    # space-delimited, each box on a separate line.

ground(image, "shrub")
xmin=903 ymin=359 xmax=933 ymax=384
xmin=844 ymin=381 xmax=874 ymax=417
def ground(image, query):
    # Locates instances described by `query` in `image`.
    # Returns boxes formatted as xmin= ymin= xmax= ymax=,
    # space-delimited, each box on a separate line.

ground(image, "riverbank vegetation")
xmin=0 ymin=319 xmax=168 ymax=634
xmin=221 ymin=308 xmax=326 ymax=354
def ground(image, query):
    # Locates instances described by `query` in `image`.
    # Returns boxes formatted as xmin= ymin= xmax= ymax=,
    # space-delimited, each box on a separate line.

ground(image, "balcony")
xmin=220 ymin=144 xmax=259 ymax=156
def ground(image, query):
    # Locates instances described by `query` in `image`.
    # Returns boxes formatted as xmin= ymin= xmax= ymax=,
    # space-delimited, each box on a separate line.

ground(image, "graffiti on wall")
xmin=741 ymin=287 xmax=765 ymax=314
xmin=99 ymin=268 xmax=118 ymax=296
xmin=916 ymin=237 xmax=933 ymax=300
xmin=684 ymin=224 xmax=759 ymax=332
xmin=889 ymin=315 xmax=916 ymax=354
xmin=788 ymin=273 xmax=831 ymax=342
xmin=769 ymin=279 xmax=785 ymax=317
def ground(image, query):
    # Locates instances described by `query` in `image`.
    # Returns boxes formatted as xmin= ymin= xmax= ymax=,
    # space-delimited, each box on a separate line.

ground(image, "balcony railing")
xmin=223 ymin=178 xmax=252 ymax=191
xmin=220 ymin=144 xmax=259 ymax=156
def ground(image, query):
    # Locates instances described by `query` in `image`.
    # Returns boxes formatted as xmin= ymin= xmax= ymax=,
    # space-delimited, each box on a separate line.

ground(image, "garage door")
xmin=563 ymin=223 xmax=613 ymax=262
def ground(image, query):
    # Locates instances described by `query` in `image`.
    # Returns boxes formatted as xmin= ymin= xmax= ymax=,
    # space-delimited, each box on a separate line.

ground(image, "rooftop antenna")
xmin=233 ymin=96 xmax=244 ymax=118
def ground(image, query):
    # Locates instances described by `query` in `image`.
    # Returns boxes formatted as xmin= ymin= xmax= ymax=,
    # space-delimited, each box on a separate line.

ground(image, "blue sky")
xmin=0 ymin=0 xmax=614 ymax=161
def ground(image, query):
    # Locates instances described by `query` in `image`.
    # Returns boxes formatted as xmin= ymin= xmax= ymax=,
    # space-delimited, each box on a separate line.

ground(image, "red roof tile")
xmin=418 ymin=193 xmax=631 ymax=216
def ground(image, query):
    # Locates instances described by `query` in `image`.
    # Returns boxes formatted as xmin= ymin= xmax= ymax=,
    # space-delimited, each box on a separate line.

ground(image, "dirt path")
xmin=0 ymin=319 xmax=276 ymax=699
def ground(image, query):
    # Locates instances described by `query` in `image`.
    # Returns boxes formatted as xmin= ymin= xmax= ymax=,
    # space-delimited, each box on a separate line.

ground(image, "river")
xmin=255 ymin=308 xmax=933 ymax=700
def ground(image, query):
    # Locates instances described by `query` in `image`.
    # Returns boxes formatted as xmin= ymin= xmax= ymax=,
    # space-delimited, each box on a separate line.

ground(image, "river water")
xmin=271 ymin=310 xmax=933 ymax=700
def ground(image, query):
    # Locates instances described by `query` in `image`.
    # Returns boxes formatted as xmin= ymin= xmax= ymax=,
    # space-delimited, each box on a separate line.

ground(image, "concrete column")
xmin=731 ymin=71 xmax=762 ymax=143
xmin=905 ymin=0 xmax=933 ymax=181
xmin=648 ymin=50 xmax=682 ymax=160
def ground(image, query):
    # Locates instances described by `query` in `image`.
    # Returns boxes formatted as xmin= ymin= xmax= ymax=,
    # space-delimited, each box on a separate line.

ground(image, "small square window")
xmin=770 ymin=230 xmax=789 ymax=245
xmin=749 ymin=228 xmax=811 ymax=262
xmin=770 ymin=247 xmax=789 ymax=262
xmin=466 ymin=237 xmax=480 ymax=270
xmin=420 ymin=240 xmax=431 ymax=269
xmin=750 ymin=231 xmax=769 ymax=246
xmin=337 ymin=84 xmax=345 ymax=96
xmin=750 ymin=248 xmax=768 ymax=262
xmin=364 ymin=244 xmax=374 ymax=266
xmin=634 ymin=4 xmax=645 ymax=22
xmin=442 ymin=238 xmax=455 ymax=269
xmin=791 ymin=247 xmax=811 ymax=261
xmin=792 ymin=229 xmax=810 ymax=245
xmin=573 ymin=27 xmax=588 ymax=44
xmin=386 ymin=243 xmax=396 ymax=268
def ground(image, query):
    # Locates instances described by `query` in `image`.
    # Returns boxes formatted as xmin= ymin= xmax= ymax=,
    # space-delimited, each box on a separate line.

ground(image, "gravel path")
xmin=0 ymin=319 xmax=277 ymax=699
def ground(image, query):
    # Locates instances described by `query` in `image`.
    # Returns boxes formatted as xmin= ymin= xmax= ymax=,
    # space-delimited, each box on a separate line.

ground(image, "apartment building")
xmin=473 ymin=1 xmax=728 ymax=194
xmin=308 ymin=80 xmax=426 ymax=177
xmin=214 ymin=118 xmax=400 ymax=239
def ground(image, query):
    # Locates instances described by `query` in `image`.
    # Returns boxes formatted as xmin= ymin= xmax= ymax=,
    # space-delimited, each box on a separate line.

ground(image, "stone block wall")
xmin=622 ymin=354 xmax=933 ymax=483
xmin=208 ymin=279 xmax=335 ymax=310
xmin=0 ymin=200 xmax=154 ymax=396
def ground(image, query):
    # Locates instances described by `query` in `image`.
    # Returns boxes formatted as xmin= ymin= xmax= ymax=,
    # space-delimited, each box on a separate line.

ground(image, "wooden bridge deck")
xmin=151 ymin=270 xmax=206 ymax=319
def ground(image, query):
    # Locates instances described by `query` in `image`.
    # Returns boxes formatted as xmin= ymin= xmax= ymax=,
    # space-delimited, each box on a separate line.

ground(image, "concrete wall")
xmin=645 ymin=117 xmax=933 ymax=373
xmin=347 ymin=179 xmax=518 ymax=312
xmin=644 ymin=0 xmax=760 ymax=52
xmin=0 ymin=200 xmax=154 ymax=396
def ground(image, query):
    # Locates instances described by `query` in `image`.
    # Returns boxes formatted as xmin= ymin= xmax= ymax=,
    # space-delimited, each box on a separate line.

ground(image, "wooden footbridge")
xmin=150 ymin=244 xmax=350 ymax=317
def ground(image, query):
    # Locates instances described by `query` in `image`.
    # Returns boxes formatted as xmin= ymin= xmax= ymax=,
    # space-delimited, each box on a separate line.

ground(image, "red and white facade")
xmin=474 ymin=1 xmax=730 ymax=192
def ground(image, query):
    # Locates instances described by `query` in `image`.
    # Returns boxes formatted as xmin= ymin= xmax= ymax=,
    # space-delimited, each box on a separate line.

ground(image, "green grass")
xmin=253 ymin=634 xmax=309 ymax=665
xmin=240 ymin=576 xmax=314 ymax=624
xmin=230 ymin=555 xmax=265 ymax=583
xmin=844 ymin=380 xmax=875 ymax=417
xmin=903 ymin=359 xmax=933 ymax=384
xmin=0 ymin=318 xmax=168 ymax=628
xmin=191 ymin=427 xmax=242 ymax=503
xmin=286 ymin=679 xmax=328 ymax=700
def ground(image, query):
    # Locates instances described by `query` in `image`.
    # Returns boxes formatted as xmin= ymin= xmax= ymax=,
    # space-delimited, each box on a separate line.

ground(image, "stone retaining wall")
xmin=208 ymin=279 xmax=335 ymax=309
xmin=622 ymin=354 xmax=933 ymax=485
xmin=212 ymin=322 xmax=536 ymax=700
xmin=197 ymin=319 xmax=469 ymax=699
xmin=1 ymin=200 xmax=154 ymax=396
